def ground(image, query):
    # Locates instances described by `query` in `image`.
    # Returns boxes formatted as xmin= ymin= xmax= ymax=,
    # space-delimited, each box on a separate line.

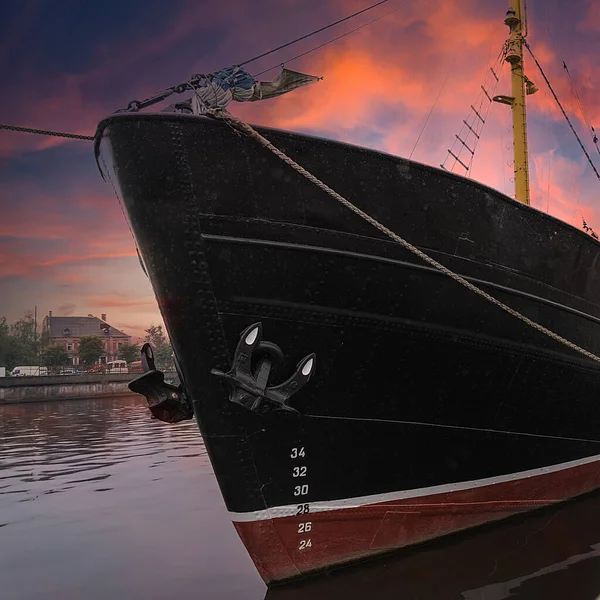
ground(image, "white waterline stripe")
xmin=230 ymin=452 xmax=600 ymax=522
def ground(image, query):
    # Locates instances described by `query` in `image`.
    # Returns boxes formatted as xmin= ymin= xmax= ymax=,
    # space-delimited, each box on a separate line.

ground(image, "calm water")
xmin=0 ymin=396 xmax=265 ymax=600
xmin=2 ymin=397 xmax=600 ymax=600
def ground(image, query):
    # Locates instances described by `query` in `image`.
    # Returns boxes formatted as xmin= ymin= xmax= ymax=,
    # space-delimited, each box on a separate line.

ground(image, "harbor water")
xmin=2 ymin=396 xmax=600 ymax=599
xmin=0 ymin=396 xmax=264 ymax=600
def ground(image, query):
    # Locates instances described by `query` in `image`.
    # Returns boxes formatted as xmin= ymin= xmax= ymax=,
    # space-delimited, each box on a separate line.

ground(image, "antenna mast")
xmin=493 ymin=0 xmax=537 ymax=205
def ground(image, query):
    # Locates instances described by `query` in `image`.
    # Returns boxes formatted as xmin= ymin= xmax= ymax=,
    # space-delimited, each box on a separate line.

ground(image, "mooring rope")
xmin=206 ymin=107 xmax=600 ymax=364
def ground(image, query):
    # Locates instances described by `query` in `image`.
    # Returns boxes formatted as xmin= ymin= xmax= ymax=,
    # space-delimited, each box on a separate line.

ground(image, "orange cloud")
xmin=89 ymin=296 xmax=156 ymax=309
xmin=226 ymin=0 xmax=599 ymax=235
xmin=239 ymin=0 xmax=503 ymax=132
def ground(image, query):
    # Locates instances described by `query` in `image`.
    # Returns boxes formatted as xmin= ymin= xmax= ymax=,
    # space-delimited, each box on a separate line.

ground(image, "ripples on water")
xmin=3 ymin=397 xmax=600 ymax=600
xmin=0 ymin=396 xmax=264 ymax=600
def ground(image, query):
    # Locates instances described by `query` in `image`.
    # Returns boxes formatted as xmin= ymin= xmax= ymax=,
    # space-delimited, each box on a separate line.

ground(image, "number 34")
xmin=290 ymin=447 xmax=305 ymax=459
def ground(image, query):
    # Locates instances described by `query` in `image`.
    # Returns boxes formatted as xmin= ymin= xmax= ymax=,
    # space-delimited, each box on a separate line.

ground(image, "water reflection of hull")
xmin=266 ymin=490 xmax=600 ymax=599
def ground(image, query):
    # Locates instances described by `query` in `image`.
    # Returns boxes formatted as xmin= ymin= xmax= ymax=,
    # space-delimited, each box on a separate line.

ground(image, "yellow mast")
xmin=493 ymin=0 xmax=537 ymax=205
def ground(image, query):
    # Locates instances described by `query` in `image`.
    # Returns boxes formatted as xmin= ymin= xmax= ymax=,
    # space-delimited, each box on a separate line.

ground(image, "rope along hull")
xmin=95 ymin=113 xmax=600 ymax=583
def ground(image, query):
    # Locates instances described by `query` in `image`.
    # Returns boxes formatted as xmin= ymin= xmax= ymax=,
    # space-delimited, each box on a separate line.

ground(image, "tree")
xmin=4 ymin=338 xmax=37 ymax=370
xmin=144 ymin=324 xmax=174 ymax=370
xmin=0 ymin=317 xmax=9 ymax=367
xmin=42 ymin=344 xmax=70 ymax=373
xmin=118 ymin=342 xmax=140 ymax=364
xmin=40 ymin=329 xmax=51 ymax=348
xmin=9 ymin=313 xmax=38 ymax=365
xmin=0 ymin=313 xmax=41 ymax=370
xmin=11 ymin=313 xmax=37 ymax=345
xmin=78 ymin=335 xmax=105 ymax=367
xmin=144 ymin=325 xmax=167 ymax=348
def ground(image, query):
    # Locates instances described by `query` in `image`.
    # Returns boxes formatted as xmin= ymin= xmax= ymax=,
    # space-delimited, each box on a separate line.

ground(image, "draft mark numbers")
xmin=291 ymin=445 xmax=314 ymax=551
xmin=298 ymin=522 xmax=312 ymax=534
xmin=296 ymin=503 xmax=310 ymax=515
xmin=292 ymin=466 xmax=307 ymax=478
xmin=290 ymin=447 xmax=305 ymax=459
xmin=294 ymin=484 xmax=309 ymax=496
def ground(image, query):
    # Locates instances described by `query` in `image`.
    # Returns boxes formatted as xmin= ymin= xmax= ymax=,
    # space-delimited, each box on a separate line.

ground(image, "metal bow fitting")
xmin=128 ymin=343 xmax=193 ymax=423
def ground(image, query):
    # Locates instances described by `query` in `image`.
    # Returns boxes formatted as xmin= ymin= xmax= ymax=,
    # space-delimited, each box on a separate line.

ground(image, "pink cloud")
xmin=578 ymin=0 xmax=600 ymax=32
xmin=0 ymin=250 xmax=136 ymax=279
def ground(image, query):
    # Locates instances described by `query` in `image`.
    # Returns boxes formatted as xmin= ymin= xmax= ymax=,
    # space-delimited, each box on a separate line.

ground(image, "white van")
xmin=105 ymin=360 xmax=129 ymax=374
xmin=10 ymin=366 xmax=48 ymax=377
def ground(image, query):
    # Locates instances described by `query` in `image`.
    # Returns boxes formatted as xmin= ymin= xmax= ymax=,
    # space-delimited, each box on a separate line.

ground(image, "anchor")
xmin=211 ymin=322 xmax=316 ymax=414
xmin=128 ymin=343 xmax=194 ymax=423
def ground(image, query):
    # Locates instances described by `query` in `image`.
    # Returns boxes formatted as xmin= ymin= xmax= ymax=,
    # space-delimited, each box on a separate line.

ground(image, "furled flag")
xmin=189 ymin=66 xmax=321 ymax=115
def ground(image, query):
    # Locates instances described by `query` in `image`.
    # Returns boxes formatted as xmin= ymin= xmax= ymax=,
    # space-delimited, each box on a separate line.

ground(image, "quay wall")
xmin=0 ymin=373 xmax=142 ymax=405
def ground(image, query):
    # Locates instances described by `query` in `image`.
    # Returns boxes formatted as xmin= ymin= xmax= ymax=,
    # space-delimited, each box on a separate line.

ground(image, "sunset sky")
xmin=1 ymin=0 xmax=599 ymax=341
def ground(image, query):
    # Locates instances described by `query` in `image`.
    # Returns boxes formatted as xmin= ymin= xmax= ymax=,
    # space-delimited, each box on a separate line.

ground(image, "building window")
xmin=66 ymin=343 xmax=74 ymax=351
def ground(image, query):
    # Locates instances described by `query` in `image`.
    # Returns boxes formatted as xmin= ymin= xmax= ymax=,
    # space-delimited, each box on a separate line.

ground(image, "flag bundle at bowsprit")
xmin=187 ymin=66 xmax=321 ymax=114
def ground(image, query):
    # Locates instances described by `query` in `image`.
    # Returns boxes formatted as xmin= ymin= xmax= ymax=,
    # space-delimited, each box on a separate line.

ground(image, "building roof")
xmin=47 ymin=316 xmax=129 ymax=338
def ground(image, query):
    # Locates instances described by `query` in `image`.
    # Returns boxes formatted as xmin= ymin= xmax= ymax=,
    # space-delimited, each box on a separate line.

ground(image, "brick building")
xmin=42 ymin=312 xmax=131 ymax=366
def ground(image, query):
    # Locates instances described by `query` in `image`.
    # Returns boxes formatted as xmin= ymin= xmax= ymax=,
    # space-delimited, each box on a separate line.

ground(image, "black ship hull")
xmin=96 ymin=113 xmax=600 ymax=582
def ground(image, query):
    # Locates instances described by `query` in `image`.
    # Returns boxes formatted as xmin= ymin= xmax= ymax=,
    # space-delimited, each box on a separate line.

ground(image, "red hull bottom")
xmin=233 ymin=456 xmax=600 ymax=583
